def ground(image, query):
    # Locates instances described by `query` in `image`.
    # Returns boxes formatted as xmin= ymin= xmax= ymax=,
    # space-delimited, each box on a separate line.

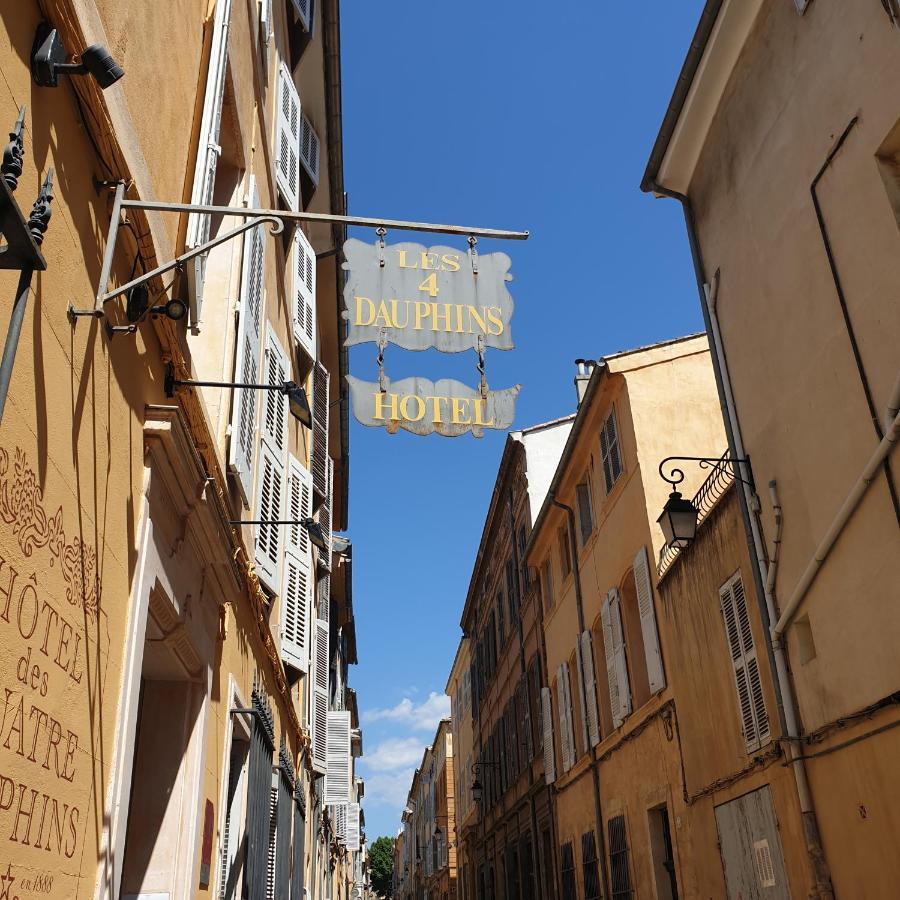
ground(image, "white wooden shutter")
xmin=286 ymin=455 xmax=313 ymax=563
xmin=325 ymin=711 xmax=351 ymax=804
xmin=720 ymin=573 xmax=770 ymax=752
xmin=579 ymin=630 xmax=601 ymax=748
xmin=543 ymin=683 xmax=556 ymax=782
xmin=186 ymin=0 xmax=232 ymax=326
xmin=259 ymin=0 xmax=272 ymax=50
xmin=262 ymin=329 xmax=289 ymax=455
xmin=293 ymin=228 xmax=316 ymax=359
xmin=275 ymin=62 xmax=301 ymax=211
xmin=299 ymin=113 xmax=321 ymax=185
xmin=228 ymin=177 xmax=265 ymax=504
xmin=602 ymin=589 xmax=631 ymax=728
xmin=556 ymin=665 xmax=573 ymax=772
xmin=634 ymin=545 xmax=665 ymax=693
xmin=289 ymin=0 xmax=313 ymax=32
xmin=574 ymin=640 xmax=589 ymax=752
xmin=346 ymin=802 xmax=360 ymax=851
xmin=312 ymin=363 xmax=330 ymax=498
xmin=310 ymin=618 xmax=329 ymax=773
xmin=254 ymin=441 xmax=284 ymax=589
xmin=281 ymin=553 xmax=311 ymax=672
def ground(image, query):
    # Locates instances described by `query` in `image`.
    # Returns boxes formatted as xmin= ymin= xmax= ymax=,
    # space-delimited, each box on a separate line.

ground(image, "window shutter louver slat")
xmin=286 ymin=455 xmax=313 ymax=562
xmin=580 ymin=630 xmax=601 ymax=747
xmin=634 ymin=545 xmax=665 ymax=693
xmin=325 ymin=711 xmax=352 ymax=804
xmin=262 ymin=331 xmax=288 ymax=454
xmin=186 ymin=0 xmax=232 ymax=326
xmin=610 ymin=588 xmax=632 ymax=721
xmin=312 ymin=363 xmax=330 ymax=498
xmin=292 ymin=229 xmax=317 ymax=358
xmin=280 ymin=554 xmax=310 ymax=672
xmin=541 ymin=687 xmax=555 ymax=783
xmin=311 ymin=619 xmax=329 ymax=772
xmin=275 ymin=63 xmax=301 ymax=210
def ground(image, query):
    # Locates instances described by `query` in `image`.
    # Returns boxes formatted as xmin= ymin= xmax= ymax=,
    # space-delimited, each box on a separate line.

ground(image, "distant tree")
xmin=369 ymin=835 xmax=395 ymax=898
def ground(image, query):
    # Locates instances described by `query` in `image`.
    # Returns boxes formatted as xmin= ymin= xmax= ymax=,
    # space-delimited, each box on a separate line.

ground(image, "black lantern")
xmin=657 ymin=490 xmax=698 ymax=549
xmin=471 ymin=778 xmax=483 ymax=804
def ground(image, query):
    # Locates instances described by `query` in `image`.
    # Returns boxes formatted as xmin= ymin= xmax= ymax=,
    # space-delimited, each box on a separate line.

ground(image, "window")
xmin=218 ymin=715 xmax=250 ymax=900
xmin=520 ymin=835 xmax=535 ymax=900
xmin=608 ymin=815 xmax=633 ymax=899
xmin=600 ymin=409 xmax=622 ymax=494
xmin=576 ymin=479 xmax=594 ymax=545
xmin=497 ymin=591 xmax=506 ymax=646
xmin=601 ymin=589 xmax=632 ymax=728
xmin=246 ymin=687 xmax=276 ymax=897
xmin=541 ymin=560 xmax=554 ymax=613
xmin=556 ymin=663 xmax=576 ymax=772
xmin=541 ymin=686 xmax=555 ymax=784
xmin=582 ymin=831 xmax=602 ymax=900
xmin=542 ymin=829 xmax=557 ymax=900
xmin=558 ymin=525 xmax=571 ymax=578
xmin=560 ymin=842 xmax=576 ymax=900
xmin=720 ymin=572 xmax=770 ymax=752
xmin=577 ymin=629 xmax=601 ymax=748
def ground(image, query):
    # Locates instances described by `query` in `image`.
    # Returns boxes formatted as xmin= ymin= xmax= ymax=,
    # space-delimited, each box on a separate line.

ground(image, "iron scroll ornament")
xmin=658 ymin=455 xmax=754 ymax=491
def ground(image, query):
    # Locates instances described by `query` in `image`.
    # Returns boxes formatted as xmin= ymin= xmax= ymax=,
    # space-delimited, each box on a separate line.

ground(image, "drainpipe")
xmin=648 ymin=182 xmax=833 ymax=899
xmin=551 ymin=496 xmax=610 ymax=899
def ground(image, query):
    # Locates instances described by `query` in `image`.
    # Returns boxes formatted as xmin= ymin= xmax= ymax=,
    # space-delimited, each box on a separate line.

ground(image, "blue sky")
xmin=341 ymin=1 xmax=706 ymax=840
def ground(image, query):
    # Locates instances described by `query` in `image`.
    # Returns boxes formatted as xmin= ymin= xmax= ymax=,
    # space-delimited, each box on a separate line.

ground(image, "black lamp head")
xmin=302 ymin=517 xmax=329 ymax=552
xmin=31 ymin=26 xmax=123 ymax=90
xmin=151 ymin=297 xmax=188 ymax=322
xmin=657 ymin=490 xmax=699 ymax=549
xmin=80 ymin=44 xmax=125 ymax=88
xmin=283 ymin=381 xmax=313 ymax=427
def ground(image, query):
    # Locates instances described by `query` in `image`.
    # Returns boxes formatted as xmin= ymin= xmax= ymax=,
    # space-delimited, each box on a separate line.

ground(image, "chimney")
xmin=574 ymin=359 xmax=595 ymax=405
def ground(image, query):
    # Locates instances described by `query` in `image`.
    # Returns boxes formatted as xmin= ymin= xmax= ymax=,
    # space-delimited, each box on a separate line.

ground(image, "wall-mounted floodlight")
xmin=164 ymin=364 xmax=312 ymax=427
xmin=31 ymin=26 xmax=124 ymax=89
xmin=125 ymin=285 xmax=188 ymax=323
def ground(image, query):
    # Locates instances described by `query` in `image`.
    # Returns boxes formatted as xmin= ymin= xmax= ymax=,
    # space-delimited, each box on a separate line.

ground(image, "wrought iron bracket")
xmin=658 ymin=455 xmax=754 ymax=490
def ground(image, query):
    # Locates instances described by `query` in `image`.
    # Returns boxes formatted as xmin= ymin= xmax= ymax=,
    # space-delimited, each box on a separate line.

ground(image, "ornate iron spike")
xmin=2 ymin=107 xmax=26 ymax=192
xmin=27 ymin=167 xmax=54 ymax=245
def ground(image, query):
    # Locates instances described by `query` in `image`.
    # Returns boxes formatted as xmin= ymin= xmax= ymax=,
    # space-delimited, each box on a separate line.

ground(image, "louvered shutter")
xmin=299 ymin=113 xmax=321 ymax=185
xmin=634 ymin=546 xmax=665 ymax=693
xmin=281 ymin=554 xmax=311 ymax=672
xmin=346 ymin=802 xmax=360 ymax=851
xmin=310 ymin=619 xmax=329 ymax=772
xmin=312 ymin=363 xmax=329 ymax=498
xmin=262 ymin=330 xmax=289 ymax=455
xmin=229 ymin=177 xmax=265 ymax=504
xmin=254 ymin=442 xmax=284 ymax=589
xmin=286 ymin=455 xmax=313 ymax=563
xmin=601 ymin=591 xmax=629 ymax=728
xmin=325 ymin=711 xmax=351 ymax=804
xmin=556 ymin=663 xmax=572 ymax=772
xmin=610 ymin=589 xmax=632 ymax=722
xmin=275 ymin=63 xmax=301 ymax=210
xmin=720 ymin=573 xmax=769 ymax=752
xmin=293 ymin=228 xmax=316 ymax=359
xmin=321 ymin=456 xmax=333 ymax=559
xmin=574 ymin=640 xmax=589 ymax=752
xmin=289 ymin=0 xmax=313 ymax=32
xmin=219 ymin=749 xmax=246 ymax=900
xmin=579 ymin=630 xmax=601 ymax=748
xmin=186 ymin=0 xmax=232 ymax=326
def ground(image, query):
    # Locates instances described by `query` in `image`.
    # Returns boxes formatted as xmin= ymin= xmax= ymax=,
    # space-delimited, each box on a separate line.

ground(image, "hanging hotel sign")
xmin=346 ymin=376 xmax=520 ymax=438
xmin=342 ymin=238 xmax=515 ymax=352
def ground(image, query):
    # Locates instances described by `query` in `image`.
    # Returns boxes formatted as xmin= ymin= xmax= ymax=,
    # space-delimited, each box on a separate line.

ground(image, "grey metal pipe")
xmin=0 ymin=267 xmax=33 ymax=423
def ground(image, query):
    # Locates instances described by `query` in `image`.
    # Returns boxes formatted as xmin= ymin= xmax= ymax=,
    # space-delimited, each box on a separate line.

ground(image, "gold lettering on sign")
xmin=371 ymin=393 xmax=495 ymax=428
xmin=353 ymin=297 xmax=505 ymax=337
